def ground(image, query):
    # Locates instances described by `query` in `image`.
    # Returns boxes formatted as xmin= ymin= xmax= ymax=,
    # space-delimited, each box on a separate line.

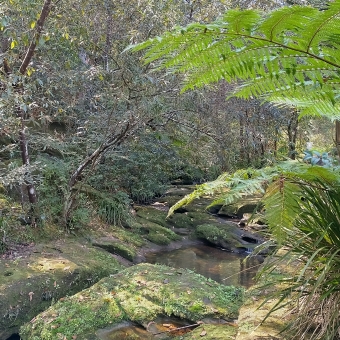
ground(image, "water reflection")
xmin=145 ymin=245 xmax=262 ymax=288
xmin=97 ymin=321 xmax=153 ymax=340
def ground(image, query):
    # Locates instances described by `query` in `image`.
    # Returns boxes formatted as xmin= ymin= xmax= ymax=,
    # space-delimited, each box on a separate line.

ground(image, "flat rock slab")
xmin=20 ymin=263 xmax=244 ymax=339
xmin=0 ymin=239 xmax=124 ymax=339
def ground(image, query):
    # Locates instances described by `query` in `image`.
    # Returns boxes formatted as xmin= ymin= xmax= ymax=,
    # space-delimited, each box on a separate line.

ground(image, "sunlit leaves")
xmin=132 ymin=1 xmax=340 ymax=118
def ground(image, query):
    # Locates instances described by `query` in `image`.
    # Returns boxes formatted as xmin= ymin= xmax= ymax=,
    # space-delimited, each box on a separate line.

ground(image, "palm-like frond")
xmin=258 ymin=179 xmax=340 ymax=340
xmin=168 ymin=161 xmax=340 ymax=243
xmin=130 ymin=1 xmax=340 ymax=118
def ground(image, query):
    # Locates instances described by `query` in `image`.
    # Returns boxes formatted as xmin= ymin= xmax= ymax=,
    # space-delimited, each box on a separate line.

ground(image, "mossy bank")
xmin=0 ymin=239 xmax=124 ymax=339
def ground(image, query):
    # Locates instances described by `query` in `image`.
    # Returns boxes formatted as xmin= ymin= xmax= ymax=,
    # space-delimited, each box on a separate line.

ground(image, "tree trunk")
xmin=19 ymin=117 xmax=37 ymax=204
xmin=63 ymin=120 xmax=136 ymax=227
xmin=14 ymin=0 xmax=52 ymax=204
xmin=239 ymin=113 xmax=246 ymax=164
xmin=287 ymin=110 xmax=299 ymax=160
xmin=335 ymin=120 xmax=340 ymax=158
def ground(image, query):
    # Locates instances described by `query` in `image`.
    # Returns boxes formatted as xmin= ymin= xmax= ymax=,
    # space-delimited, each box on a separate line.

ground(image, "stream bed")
xmin=145 ymin=244 xmax=263 ymax=288
xmin=97 ymin=244 xmax=263 ymax=340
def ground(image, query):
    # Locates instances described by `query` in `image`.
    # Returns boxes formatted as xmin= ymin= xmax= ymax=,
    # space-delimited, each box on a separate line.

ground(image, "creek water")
xmin=96 ymin=244 xmax=263 ymax=339
xmin=145 ymin=244 xmax=262 ymax=288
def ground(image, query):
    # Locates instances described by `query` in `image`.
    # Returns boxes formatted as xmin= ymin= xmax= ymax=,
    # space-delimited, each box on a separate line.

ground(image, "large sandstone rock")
xmin=20 ymin=263 xmax=244 ymax=340
xmin=0 ymin=240 xmax=124 ymax=339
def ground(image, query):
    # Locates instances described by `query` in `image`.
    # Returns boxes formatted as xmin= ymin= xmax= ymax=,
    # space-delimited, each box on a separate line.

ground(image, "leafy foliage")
xmin=131 ymin=1 xmax=340 ymax=118
xmin=259 ymin=178 xmax=340 ymax=340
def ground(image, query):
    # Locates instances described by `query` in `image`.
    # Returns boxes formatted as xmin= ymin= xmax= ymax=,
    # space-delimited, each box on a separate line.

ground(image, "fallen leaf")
xmin=200 ymin=329 xmax=207 ymax=336
xmin=187 ymin=290 xmax=191 ymax=294
xmin=28 ymin=292 xmax=34 ymax=301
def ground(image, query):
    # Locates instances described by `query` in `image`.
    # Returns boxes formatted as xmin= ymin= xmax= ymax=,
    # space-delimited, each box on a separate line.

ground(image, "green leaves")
xmin=131 ymin=1 xmax=340 ymax=118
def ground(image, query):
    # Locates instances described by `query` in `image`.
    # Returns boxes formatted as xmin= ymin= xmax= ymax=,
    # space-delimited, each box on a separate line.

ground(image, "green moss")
xmin=0 ymin=240 xmax=124 ymax=339
xmin=167 ymin=213 xmax=197 ymax=229
xmin=110 ymin=225 xmax=145 ymax=247
xmin=136 ymin=218 xmax=181 ymax=245
xmin=146 ymin=232 xmax=171 ymax=245
xmin=135 ymin=207 xmax=168 ymax=227
xmin=195 ymin=223 xmax=249 ymax=251
xmin=93 ymin=241 xmax=136 ymax=261
xmin=196 ymin=224 xmax=227 ymax=241
xmin=20 ymin=263 xmax=244 ymax=340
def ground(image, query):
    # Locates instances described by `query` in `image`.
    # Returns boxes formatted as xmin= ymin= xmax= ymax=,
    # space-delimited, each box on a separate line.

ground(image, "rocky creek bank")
xmin=0 ymin=185 xmax=279 ymax=339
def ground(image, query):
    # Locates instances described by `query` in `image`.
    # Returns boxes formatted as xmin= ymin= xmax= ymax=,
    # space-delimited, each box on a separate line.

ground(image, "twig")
xmin=152 ymin=322 xmax=201 ymax=335
xmin=222 ymin=263 xmax=263 ymax=281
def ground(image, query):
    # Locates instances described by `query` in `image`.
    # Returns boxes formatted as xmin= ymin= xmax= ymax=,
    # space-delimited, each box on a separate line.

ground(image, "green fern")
xmin=130 ymin=2 xmax=340 ymax=118
xmin=168 ymin=161 xmax=340 ymax=242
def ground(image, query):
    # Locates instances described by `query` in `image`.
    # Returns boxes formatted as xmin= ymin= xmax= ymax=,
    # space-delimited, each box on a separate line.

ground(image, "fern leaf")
xmin=263 ymin=179 xmax=302 ymax=242
xmin=130 ymin=1 xmax=340 ymax=118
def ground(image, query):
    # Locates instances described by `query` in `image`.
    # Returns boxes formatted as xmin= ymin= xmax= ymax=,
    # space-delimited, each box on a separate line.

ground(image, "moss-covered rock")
xmin=217 ymin=196 xmax=262 ymax=218
xmin=140 ymin=219 xmax=181 ymax=245
xmin=0 ymin=184 xmax=5 ymax=194
xmin=93 ymin=239 xmax=137 ymax=261
xmin=20 ymin=263 xmax=244 ymax=340
xmin=195 ymin=223 xmax=262 ymax=253
xmin=135 ymin=206 xmax=168 ymax=227
xmin=0 ymin=239 xmax=124 ymax=339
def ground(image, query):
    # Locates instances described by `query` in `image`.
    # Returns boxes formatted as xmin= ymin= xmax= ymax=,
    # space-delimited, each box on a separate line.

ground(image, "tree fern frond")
xmin=263 ymin=180 xmax=302 ymax=242
xmin=257 ymin=6 xmax=317 ymax=42
xmin=300 ymin=1 xmax=340 ymax=52
xmin=130 ymin=1 xmax=340 ymax=118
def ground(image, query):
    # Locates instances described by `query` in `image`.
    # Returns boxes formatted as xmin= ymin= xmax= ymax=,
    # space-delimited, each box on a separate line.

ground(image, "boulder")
xmin=0 ymin=240 xmax=124 ymax=339
xmin=20 ymin=263 xmax=244 ymax=340
xmin=195 ymin=222 xmax=263 ymax=253
xmin=217 ymin=197 xmax=262 ymax=218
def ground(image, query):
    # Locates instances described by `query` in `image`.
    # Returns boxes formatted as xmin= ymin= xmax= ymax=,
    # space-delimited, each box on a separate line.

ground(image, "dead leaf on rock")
xmin=200 ymin=329 xmax=207 ymax=336
xmin=28 ymin=292 xmax=34 ymax=301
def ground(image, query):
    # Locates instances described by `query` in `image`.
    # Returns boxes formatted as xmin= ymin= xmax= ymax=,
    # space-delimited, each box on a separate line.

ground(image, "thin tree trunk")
xmin=63 ymin=121 xmax=135 ymax=227
xmin=239 ymin=114 xmax=245 ymax=164
xmin=287 ymin=110 xmax=299 ymax=160
xmin=19 ymin=119 xmax=37 ymax=203
xmin=335 ymin=120 xmax=340 ymax=158
xmin=19 ymin=0 xmax=52 ymax=75
xmin=15 ymin=0 xmax=52 ymax=204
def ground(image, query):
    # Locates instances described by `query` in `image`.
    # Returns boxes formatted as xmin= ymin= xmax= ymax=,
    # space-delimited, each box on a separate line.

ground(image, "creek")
xmin=145 ymin=244 xmax=262 ymax=288
xmin=97 ymin=244 xmax=263 ymax=340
